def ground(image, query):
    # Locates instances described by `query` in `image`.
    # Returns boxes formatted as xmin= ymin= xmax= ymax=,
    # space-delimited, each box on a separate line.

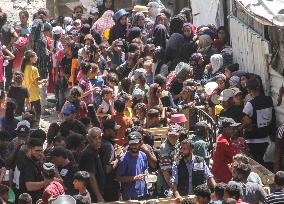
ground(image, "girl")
xmin=190 ymin=53 xmax=204 ymax=82
xmin=96 ymin=86 xmax=114 ymax=122
xmin=213 ymin=26 xmax=230 ymax=52
xmin=98 ymin=0 xmax=114 ymax=17
xmin=22 ymin=50 xmax=48 ymax=124
xmin=0 ymin=43 xmax=15 ymax=89
xmin=133 ymin=102 xmax=147 ymax=127
xmin=147 ymin=83 xmax=162 ymax=109
xmin=109 ymin=9 xmax=129 ymax=44
xmin=120 ymin=93 xmax=133 ymax=118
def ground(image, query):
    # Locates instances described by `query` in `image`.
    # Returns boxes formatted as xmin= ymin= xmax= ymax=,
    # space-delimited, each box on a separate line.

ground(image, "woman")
xmin=190 ymin=53 xmax=204 ymax=81
xmin=152 ymin=24 xmax=167 ymax=49
xmin=21 ymin=50 xmax=47 ymax=123
xmin=98 ymin=0 xmax=114 ymax=17
xmin=133 ymin=12 xmax=146 ymax=31
xmin=91 ymin=10 xmax=115 ymax=37
xmin=213 ymin=26 xmax=230 ymax=52
xmin=197 ymin=34 xmax=214 ymax=65
xmin=0 ymin=100 xmax=19 ymax=138
xmin=147 ymin=83 xmax=162 ymax=109
xmin=127 ymin=27 xmax=142 ymax=43
xmin=109 ymin=9 xmax=129 ymax=45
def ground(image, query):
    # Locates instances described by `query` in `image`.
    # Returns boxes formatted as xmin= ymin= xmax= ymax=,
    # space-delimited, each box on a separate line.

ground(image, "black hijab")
xmin=152 ymin=24 xmax=167 ymax=49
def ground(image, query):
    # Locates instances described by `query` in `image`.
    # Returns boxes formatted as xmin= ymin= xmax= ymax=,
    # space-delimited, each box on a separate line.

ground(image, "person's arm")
xmin=25 ymin=181 xmax=45 ymax=191
xmin=89 ymin=173 xmax=104 ymax=202
xmin=274 ymin=135 xmax=284 ymax=172
xmin=2 ymin=45 xmax=15 ymax=60
xmin=0 ymin=167 xmax=6 ymax=182
xmin=172 ymin=183 xmax=182 ymax=201
xmin=140 ymin=144 xmax=157 ymax=169
xmin=117 ymin=174 xmax=146 ymax=183
xmin=276 ymin=86 xmax=284 ymax=106
xmin=81 ymin=87 xmax=96 ymax=98
xmin=207 ymin=177 xmax=216 ymax=191
xmin=162 ymin=170 xmax=172 ymax=187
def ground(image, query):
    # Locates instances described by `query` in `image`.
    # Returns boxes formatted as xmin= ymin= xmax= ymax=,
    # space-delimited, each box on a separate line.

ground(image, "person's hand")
xmin=140 ymin=143 xmax=149 ymax=153
xmin=14 ymin=138 xmax=25 ymax=149
xmin=134 ymin=174 xmax=146 ymax=181
xmin=175 ymin=195 xmax=183 ymax=203
xmin=36 ymin=199 xmax=43 ymax=204
xmin=188 ymin=102 xmax=195 ymax=108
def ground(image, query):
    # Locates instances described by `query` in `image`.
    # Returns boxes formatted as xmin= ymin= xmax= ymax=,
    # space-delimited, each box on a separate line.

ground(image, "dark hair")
xmin=120 ymin=78 xmax=132 ymax=94
xmin=106 ymin=72 xmax=118 ymax=84
xmin=233 ymin=154 xmax=249 ymax=164
xmin=181 ymin=138 xmax=195 ymax=149
xmin=27 ymin=138 xmax=43 ymax=149
xmin=134 ymin=103 xmax=147 ymax=117
xmin=73 ymin=195 xmax=88 ymax=204
xmin=154 ymin=74 xmax=167 ymax=87
xmin=0 ymin=12 xmax=7 ymax=28
xmin=19 ymin=10 xmax=29 ymax=18
xmin=51 ymin=146 xmax=68 ymax=159
xmin=235 ymin=163 xmax=251 ymax=180
xmin=215 ymin=183 xmax=227 ymax=200
xmin=160 ymin=8 xmax=172 ymax=19
xmin=222 ymin=198 xmax=236 ymax=204
xmin=30 ymin=129 xmax=46 ymax=143
xmin=42 ymin=166 xmax=55 ymax=179
xmin=79 ymin=117 xmax=91 ymax=127
xmin=225 ymin=182 xmax=241 ymax=200
xmin=18 ymin=193 xmax=32 ymax=204
xmin=21 ymin=50 xmax=36 ymax=73
xmin=275 ymin=171 xmax=284 ymax=187
xmin=66 ymin=133 xmax=84 ymax=150
xmin=217 ymin=26 xmax=229 ymax=43
xmin=147 ymin=109 xmax=159 ymax=118
xmin=80 ymin=62 xmax=92 ymax=75
xmin=0 ymin=130 xmax=10 ymax=141
xmin=74 ymin=171 xmax=90 ymax=185
xmin=194 ymin=184 xmax=211 ymax=200
xmin=73 ymin=5 xmax=84 ymax=14
xmin=101 ymin=86 xmax=113 ymax=96
xmin=114 ymin=99 xmax=125 ymax=113
xmin=47 ymin=123 xmax=60 ymax=144
xmin=53 ymin=136 xmax=66 ymax=145
xmin=4 ymin=100 xmax=17 ymax=122
xmin=0 ymin=184 xmax=9 ymax=195
xmin=0 ymin=90 xmax=5 ymax=101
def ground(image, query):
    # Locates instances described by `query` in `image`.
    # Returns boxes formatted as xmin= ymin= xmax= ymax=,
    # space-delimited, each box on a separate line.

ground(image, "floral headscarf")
xmin=91 ymin=10 xmax=115 ymax=35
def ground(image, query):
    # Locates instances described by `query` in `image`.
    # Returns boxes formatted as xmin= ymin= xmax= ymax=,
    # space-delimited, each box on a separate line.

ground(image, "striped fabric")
xmin=265 ymin=191 xmax=284 ymax=204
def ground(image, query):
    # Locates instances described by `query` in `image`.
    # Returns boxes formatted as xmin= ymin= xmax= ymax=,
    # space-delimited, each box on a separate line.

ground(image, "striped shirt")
xmin=277 ymin=123 xmax=284 ymax=139
xmin=265 ymin=190 xmax=284 ymax=204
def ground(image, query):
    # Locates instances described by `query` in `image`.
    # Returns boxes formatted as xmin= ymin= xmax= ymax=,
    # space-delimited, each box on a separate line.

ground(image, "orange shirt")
xmin=111 ymin=112 xmax=132 ymax=146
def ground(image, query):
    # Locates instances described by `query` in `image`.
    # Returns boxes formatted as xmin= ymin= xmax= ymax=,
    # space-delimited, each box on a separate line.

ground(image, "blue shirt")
xmin=117 ymin=151 xmax=148 ymax=200
xmin=170 ymin=155 xmax=213 ymax=194
xmin=90 ymin=76 xmax=104 ymax=106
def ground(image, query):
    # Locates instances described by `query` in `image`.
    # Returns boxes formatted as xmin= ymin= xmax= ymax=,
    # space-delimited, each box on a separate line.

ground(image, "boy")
xmin=73 ymin=171 xmax=91 ymax=204
xmin=18 ymin=193 xmax=32 ymax=204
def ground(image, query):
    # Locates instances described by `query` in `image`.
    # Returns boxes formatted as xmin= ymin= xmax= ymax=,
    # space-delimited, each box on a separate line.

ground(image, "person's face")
xmin=143 ymin=60 xmax=152 ymax=72
xmin=30 ymin=146 xmax=43 ymax=161
xmin=129 ymin=142 xmax=140 ymax=153
xmin=224 ymin=126 xmax=239 ymax=138
xmin=156 ymin=87 xmax=162 ymax=98
xmin=90 ymin=13 xmax=99 ymax=22
xmin=74 ymin=8 xmax=83 ymax=19
xmin=233 ymin=94 xmax=243 ymax=105
xmin=216 ymin=78 xmax=225 ymax=90
xmin=30 ymin=53 xmax=38 ymax=64
xmin=19 ymin=14 xmax=28 ymax=25
xmin=88 ymin=132 xmax=102 ymax=150
xmin=104 ymin=92 xmax=113 ymax=100
xmin=136 ymin=110 xmax=145 ymax=120
xmin=125 ymin=98 xmax=132 ymax=108
xmin=137 ymin=16 xmax=145 ymax=27
xmin=224 ymin=68 xmax=232 ymax=79
xmin=54 ymin=140 xmax=66 ymax=147
xmin=104 ymin=128 xmax=116 ymax=139
xmin=52 ymin=156 xmax=63 ymax=166
xmin=119 ymin=16 xmax=127 ymax=25
xmin=167 ymin=134 xmax=179 ymax=145
xmin=127 ymin=57 xmax=135 ymax=67
xmin=240 ymin=76 xmax=248 ymax=88
xmin=73 ymin=179 xmax=83 ymax=190
xmin=156 ymin=16 xmax=164 ymax=25
xmin=181 ymin=88 xmax=190 ymax=100
xmin=218 ymin=29 xmax=226 ymax=40
xmin=84 ymin=39 xmax=93 ymax=47
xmin=195 ymin=196 xmax=208 ymax=204
xmin=94 ymin=50 xmax=100 ymax=62
xmin=180 ymin=143 xmax=192 ymax=157
xmin=100 ymin=46 xmax=107 ymax=55
xmin=183 ymin=27 xmax=192 ymax=38
xmin=104 ymin=0 xmax=112 ymax=8
xmin=198 ymin=56 xmax=204 ymax=65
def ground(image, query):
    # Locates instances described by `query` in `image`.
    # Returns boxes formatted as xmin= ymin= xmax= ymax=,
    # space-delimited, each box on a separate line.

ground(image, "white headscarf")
xmin=210 ymin=54 xmax=223 ymax=73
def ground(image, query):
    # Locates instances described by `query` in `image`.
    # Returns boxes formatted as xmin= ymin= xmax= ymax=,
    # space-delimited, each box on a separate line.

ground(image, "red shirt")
xmin=212 ymin=134 xmax=236 ymax=183
xmin=111 ymin=112 xmax=132 ymax=146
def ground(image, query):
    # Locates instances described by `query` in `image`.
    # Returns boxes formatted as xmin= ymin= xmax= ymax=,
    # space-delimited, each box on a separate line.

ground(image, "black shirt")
xmin=7 ymin=85 xmax=29 ymax=116
xmin=58 ymin=161 xmax=78 ymax=195
xmin=79 ymin=145 xmax=105 ymax=201
xmin=13 ymin=152 xmax=43 ymax=202
xmin=219 ymin=105 xmax=244 ymax=123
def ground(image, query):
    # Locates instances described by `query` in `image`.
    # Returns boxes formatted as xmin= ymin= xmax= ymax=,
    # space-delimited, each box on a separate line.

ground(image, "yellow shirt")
xmin=23 ymin=65 xmax=40 ymax=102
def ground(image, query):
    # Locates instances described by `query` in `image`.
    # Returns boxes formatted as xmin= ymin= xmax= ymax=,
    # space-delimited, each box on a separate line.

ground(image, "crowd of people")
xmin=1 ymin=0 xmax=284 ymax=203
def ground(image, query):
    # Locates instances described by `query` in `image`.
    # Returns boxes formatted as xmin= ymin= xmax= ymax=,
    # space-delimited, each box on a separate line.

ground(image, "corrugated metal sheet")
xmin=230 ymin=15 xmax=271 ymax=94
xmin=269 ymin=68 xmax=284 ymax=124
xmin=235 ymin=0 xmax=284 ymax=27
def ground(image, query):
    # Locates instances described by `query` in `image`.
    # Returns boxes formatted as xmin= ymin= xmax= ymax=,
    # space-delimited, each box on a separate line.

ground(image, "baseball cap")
xmin=114 ymin=9 xmax=129 ymax=22
xmin=219 ymin=89 xmax=234 ymax=102
xmin=230 ymin=87 xmax=242 ymax=96
xmin=103 ymin=119 xmax=121 ymax=130
xmin=43 ymin=162 xmax=55 ymax=172
xmin=62 ymin=102 xmax=77 ymax=116
xmin=219 ymin=117 xmax=241 ymax=128
xmin=15 ymin=120 xmax=30 ymax=134
xmin=128 ymin=131 xmax=142 ymax=144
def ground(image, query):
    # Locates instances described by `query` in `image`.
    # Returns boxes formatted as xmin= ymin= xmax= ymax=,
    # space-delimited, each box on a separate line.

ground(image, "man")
xmin=157 ymin=125 xmax=180 ymax=197
xmin=219 ymin=89 xmax=244 ymax=123
xmin=194 ymin=184 xmax=213 ymax=204
xmin=99 ymin=119 xmax=121 ymax=201
xmin=241 ymin=78 xmax=284 ymax=166
xmin=110 ymin=100 xmax=132 ymax=146
xmin=190 ymin=121 xmax=211 ymax=165
xmin=12 ymin=138 xmax=45 ymax=202
xmin=171 ymin=139 xmax=215 ymax=200
xmin=265 ymin=171 xmax=284 ymax=204
xmin=212 ymin=117 xmax=240 ymax=183
xmin=79 ymin=127 xmax=105 ymax=203
xmin=117 ymin=131 xmax=149 ymax=200
xmin=230 ymin=163 xmax=265 ymax=204
xmin=224 ymin=181 xmax=248 ymax=204
xmin=51 ymin=146 xmax=78 ymax=195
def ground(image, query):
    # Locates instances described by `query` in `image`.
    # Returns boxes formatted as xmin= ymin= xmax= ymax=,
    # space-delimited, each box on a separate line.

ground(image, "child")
xmin=89 ymin=63 xmax=104 ymax=109
xmin=214 ymin=183 xmax=227 ymax=203
xmin=96 ymin=87 xmax=114 ymax=122
xmin=120 ymin=93 xmax=133 ymax=118
xmin=73 ymin=171 xmax=91 ymax=204
xmin=21 ymin=50 xmax=48 ymax=124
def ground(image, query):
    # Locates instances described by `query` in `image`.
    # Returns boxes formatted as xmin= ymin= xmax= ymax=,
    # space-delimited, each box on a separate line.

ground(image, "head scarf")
xmin=210 ymin=54 xmax=223 ymax=73
xmin=190 ymin=53 xmax=204 ymax=81
xmin=133 ymin=12 xmax=145 ymax=29
xmin=182 ymin=23 xmax=195 ymax=38
xmin=153 ymin=24 xmax=167 ymax=49
xmin=169 ymin=14 xmax=186 ymax=35
xmin=198 ymin=34 xmax=213 ymax=49
xmin=91 ymin=10 xmax=115 ymax=35
xmin=167 ymin=33 xmax=185 ymax=51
